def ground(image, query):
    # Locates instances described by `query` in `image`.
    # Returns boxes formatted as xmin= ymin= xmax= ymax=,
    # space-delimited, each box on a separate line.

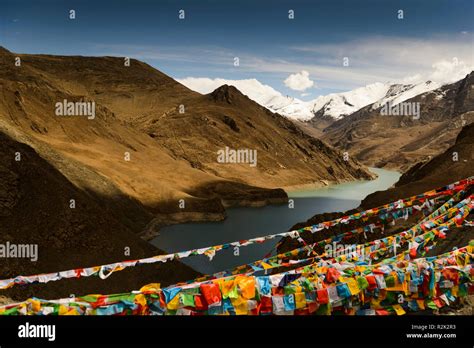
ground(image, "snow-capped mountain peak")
xmin=177 ymin=77 xmax=453 ymax=122
xmin=371 ymin=81 xmax=441 ymax=110
xmin=307 ymin=82 xmax=390 ymax=120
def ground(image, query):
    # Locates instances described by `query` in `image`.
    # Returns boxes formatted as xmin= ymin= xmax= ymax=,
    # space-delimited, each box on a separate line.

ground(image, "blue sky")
xmin=1 ymin=0 xmax=473 ymax=98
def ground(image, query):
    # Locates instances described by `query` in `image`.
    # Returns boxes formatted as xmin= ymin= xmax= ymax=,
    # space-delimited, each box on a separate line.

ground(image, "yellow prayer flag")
xmin=295 ymin=292 xmax=306 ymax=309
xmin=232 ymin=294 xmax=246 ymax=306
xmin=345 ymin=278 xmax=360 ymax=295
xmin=393 ymin=304 xmax=406 ymax=315
xmin=221 ymin=279 xmax=235 ymax=298
xmin=65 ymin=308 xmax=79 ymax=315
xmin=293 ymin=285 xmax=303 ymax=293
xmin=134 ymin=294 xmax=147 ymax=307
xmin=28 ymin=299 xmax=41 ymax=312
xmin=235 ymin=276 xmax=255 ymax=299
xmin=166 ymin=295 xmax=180 ymax=310
xmin=370 ymin=298 xmax=383 ymax=309
xmin=231 ymin=295 xmax=248 ymax=315
xmin=260 ymin=262 xmax=273 ymax=270
xmin=58 ymin=305 xmax=68 ymax=315
xmin=234 ymin=303 xmax=248 ymax=315
xmin=139 ymin=283 xmax=161 ymax=293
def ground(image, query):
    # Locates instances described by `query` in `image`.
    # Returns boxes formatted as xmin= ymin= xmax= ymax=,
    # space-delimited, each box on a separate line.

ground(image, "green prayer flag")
xmin=385 ymin=291 xmax=396 ymax=304
xmin=3 ymin=307 xmax=19 ymax=315
xmin=228 ymin=285 xmax=239 ymax=299
xmin=385 ymin=275 xmax=396 ymax=288
xmin=316 ymin=303 xmax=330 ymax=315
xmin=80 ymin=295 xmax=100 ymax=303
xmin=427 ymin=300 xmax=438 ymax=310
xmin=357 ymin=276 xmax=369 ymax=290
xmin=181 ymin=293 xmax=195 ymax=307
xmin=459 ymin=283 xmax=468 ymax=297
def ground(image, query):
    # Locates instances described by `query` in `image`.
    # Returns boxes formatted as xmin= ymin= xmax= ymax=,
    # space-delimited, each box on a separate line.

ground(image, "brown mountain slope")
xmin=361 ymin=122 xmax=474 ymax=208
xmin=0 ymin=47 xmax=374 ymax=232
xmin=0 ymin=49 xmax=230 ymax=235
xmin=4 ymin=49 xmax=196 ymax=122
xmin=322 ymin=73 xmax=474 ymax=171
xmin=138 ymin=84 xmax=373 ymax=189
xmin=5 ymin=47 xmax=373 ymax=186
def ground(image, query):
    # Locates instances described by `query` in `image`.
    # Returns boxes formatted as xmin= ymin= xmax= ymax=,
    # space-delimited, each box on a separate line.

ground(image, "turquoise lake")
xmin=151 ymin=168 xmax=401 ymax=275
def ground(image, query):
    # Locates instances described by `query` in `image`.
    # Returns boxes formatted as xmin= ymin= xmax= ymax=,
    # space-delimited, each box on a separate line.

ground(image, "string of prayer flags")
xmin=0 ymin=176 xmax=472 ymax=304
xmin=1 ymin=241 xmax=471 ymax=316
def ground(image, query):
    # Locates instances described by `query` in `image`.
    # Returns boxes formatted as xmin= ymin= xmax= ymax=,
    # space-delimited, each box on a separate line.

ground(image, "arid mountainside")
xmin=0 ymin=47 xmax=373 ymax=233
xmin=361 ymin=122 xmax=474 ymax=208
xmin=319 ymin=73 xmax=474 ymax=171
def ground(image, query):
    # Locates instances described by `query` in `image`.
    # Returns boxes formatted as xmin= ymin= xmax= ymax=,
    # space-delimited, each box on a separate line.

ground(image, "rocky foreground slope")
xmin=0 ymin=131 xmax=199 ymax=301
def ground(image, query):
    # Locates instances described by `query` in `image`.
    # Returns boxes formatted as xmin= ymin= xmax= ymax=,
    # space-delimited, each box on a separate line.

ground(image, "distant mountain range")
xmin=322 ymin=72 xmax=474 ymax=170
xmin=181 ymin=72 xmax=473 ymax=171
xmin=179 ymin=77 xmax=449 ymax=121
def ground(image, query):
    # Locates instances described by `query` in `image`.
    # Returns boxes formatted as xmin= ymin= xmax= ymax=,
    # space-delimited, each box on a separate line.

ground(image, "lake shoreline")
xmin=140 ymin=196 xmax=290 ymax=241
xmin=150 ymin=167 xmax=400 ymax=274
xmin=141 ymin=170 xmax=384 ymax=241
xmin=282 ymin=173 xmax=380 ymax=194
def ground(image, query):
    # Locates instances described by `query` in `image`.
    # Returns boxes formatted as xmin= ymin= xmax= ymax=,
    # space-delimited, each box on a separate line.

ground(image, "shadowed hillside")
xmin=0 ymin=131 xmax=199 ymax=301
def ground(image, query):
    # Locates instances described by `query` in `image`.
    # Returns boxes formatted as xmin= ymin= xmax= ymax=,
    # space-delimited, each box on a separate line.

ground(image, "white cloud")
xmin=177 ymin=77 xmax=234 ymax=94
xmin=429 ymin=58 xmax=473 ymax=83
xmin=400 ymin=58 xmax=473 ymax=85
xmin=284 ymin=70 xmax=315 ymax=91
xmin=289 ymin=35 xmax=474 ymax=88
xmin=92 ymin=34 xmax=473 ymax=91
